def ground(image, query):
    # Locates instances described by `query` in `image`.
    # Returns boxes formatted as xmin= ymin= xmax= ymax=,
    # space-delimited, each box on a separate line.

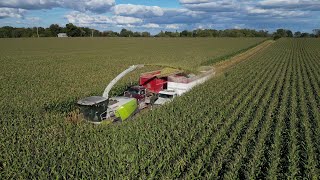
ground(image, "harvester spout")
xmin=102 ymin=64 xmax=144 ymax=99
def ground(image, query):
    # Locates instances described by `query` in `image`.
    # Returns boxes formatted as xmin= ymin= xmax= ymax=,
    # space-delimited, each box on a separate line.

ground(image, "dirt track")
xmin=213 ymin=40 xmax=275 ymax=75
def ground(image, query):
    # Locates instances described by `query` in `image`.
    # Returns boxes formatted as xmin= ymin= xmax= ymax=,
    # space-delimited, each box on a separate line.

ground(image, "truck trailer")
xmin=124 ymin=67 xmax=182 ymax=108
xmin=154 ymin=67 xmax=214 ymax=105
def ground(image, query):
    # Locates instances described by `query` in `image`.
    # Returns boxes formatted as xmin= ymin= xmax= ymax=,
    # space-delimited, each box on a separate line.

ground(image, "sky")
xmin=0 ymin=0 xmax=319 ymax=33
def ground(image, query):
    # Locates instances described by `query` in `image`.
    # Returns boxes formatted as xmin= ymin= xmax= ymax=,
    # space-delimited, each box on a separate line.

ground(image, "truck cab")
xmin=154 ymin=90 xmax=177 ymax=105
xmin=124 ymin=85 xmax=159 ymax=109
xmin=124 ymin=86 xmax=147 ymax=101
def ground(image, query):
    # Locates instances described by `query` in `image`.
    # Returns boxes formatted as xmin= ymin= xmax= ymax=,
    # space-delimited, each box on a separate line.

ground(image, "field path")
xmin=213 ymin=40 xmax=275 ymax=75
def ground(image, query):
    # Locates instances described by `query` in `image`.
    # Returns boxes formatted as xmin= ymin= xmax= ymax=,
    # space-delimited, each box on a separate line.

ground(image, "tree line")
xmin=0 ymin=23 xmax=319 ymax=38
xmin=273 ymin=29 xmax=320 ymax=39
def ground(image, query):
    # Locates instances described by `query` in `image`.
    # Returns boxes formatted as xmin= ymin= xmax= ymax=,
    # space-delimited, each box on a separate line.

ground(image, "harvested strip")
xmin=214 ymin=40 xmax=274 ymax=75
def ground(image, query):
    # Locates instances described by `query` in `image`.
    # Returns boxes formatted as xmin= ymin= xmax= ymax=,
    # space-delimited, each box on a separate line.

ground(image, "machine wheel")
xmin=134 ymin=108 xmax=140 ymax=115
xmin=113 ymin=117 xmax=122 ymax=123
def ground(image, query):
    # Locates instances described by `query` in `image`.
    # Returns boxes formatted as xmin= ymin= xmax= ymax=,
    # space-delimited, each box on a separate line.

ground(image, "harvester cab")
xmin=77 ymin=65 xmax=144 ymax=124
xmin=77 ymin=96 xmax=109 ymax=123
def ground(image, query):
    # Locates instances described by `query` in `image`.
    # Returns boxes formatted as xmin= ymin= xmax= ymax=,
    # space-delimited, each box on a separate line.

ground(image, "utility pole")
xmin=37 ymin=27 xmax=39 ymax=38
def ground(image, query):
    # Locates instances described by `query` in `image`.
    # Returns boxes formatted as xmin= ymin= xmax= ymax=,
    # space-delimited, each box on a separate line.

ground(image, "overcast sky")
xmin=0 ymin=0 xmax=319 ymax=33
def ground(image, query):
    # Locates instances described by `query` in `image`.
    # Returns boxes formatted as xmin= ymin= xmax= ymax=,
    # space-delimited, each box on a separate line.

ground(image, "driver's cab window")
xmin=130 ymin=88 xmax=139 ymax=94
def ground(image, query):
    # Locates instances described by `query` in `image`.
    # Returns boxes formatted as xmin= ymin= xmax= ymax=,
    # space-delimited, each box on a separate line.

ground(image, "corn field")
xmin=1 ymin=38 xmax=319 ymax=179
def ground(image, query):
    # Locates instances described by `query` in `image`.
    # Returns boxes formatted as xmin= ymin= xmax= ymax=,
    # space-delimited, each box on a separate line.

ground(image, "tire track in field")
xmin=213 ymin=40 xmax=275 ymax=75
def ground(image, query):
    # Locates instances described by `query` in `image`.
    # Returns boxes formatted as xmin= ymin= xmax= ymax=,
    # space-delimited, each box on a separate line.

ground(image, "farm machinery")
xmin=77 ymin=65 xmax=144 ymax=124
xmin=77 ymin=64 xmax=214 ymax=124
xmin=124 ymin=68 xmax=182 ymax=108
xmin=154 ymin=66 xmax=214 ymax=105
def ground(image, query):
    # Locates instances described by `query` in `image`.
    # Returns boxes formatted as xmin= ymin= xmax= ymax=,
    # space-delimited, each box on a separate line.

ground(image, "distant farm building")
xmin=57 ymin=33 xmax=68 ymax=38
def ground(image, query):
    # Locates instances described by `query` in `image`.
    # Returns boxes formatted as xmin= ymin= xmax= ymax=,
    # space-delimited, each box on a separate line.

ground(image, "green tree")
xmin=66 ymin=23 xmax=81 ymax=37
xmin=276 ymin=29 xmax=287 ymax=37
xmin=273 ymin=29 xmax=288 ymax=40
xmin=196 ymin=29 xmax=212 ymax=37
xmin=0 ymin=26 xmax=14 ymax=38
xmin=294 ymin=31 xmax=302 ymax=38
xmin=180 ymin=30 xmax=188 ymax=37
xmin=156 ymin=30 xmax=166 ymax=37
xmin=180 ymin=30 xmax=193 ymax=37
xmin=141 ymin=32 xmax=150 ymax=37
xmin=37 ymin=27 xmax=46 ymax=37
xmin=49 ymin=24 xmax=61 ymax=37
xmin=164 ymin=31 xmax=173 ymax=37
xmin=286 ymin=30 xmax=293 ymax=37
xmin=313 ymin=29 xmax=320 ymax=37
xmin=120 ymin=29 xmax=133 ymax=37
xmin=301 ymin=33 xmax=310 ymax=38
xmin=133 ymin=32 xmax=141 ymax=37
xmin=12 ymin=28 xmax=24 ymax=38
xmin=80 ymin=27 xmax=91 ymax=37
xmin=102 ymin=31 xmax=119 ymax=37
xmin=43 ymin=28 xmax=53 ymax=37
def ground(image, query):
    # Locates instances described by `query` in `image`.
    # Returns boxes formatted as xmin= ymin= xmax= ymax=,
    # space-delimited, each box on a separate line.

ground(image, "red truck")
xmin=124 ymin=68 xmax=181 ymax=109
